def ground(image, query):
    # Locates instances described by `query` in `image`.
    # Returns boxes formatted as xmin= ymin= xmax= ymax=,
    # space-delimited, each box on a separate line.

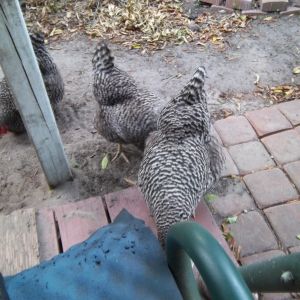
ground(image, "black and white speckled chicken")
xmin=92 ymin=42 xmax=165 ymax=161
xmin=138 ymin=67 xmax=225 ymax=247
xmin=0 ymin=32 xmax=64 ymax=134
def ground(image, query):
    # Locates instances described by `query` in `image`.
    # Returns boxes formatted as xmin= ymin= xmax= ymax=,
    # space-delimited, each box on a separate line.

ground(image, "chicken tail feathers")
xmin=157 ymin=66 xmax=211 ymax=137
xmin=180 ymin=66 xmax=207 ymax=105
xmin=92 ymin=42 xmax=114 ymax=71
xmin=29 ymin=32 xmax=45 ymax=46
xmin=29 ymin=31 xmax=45 ymax=45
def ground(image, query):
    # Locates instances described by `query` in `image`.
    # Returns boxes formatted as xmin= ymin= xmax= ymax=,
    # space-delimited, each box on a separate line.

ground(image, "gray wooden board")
xmin=0 ymin=0 xmax=72 ymax=187
xmin=36 ymin=208 xmax=60 ymax=262
xmin=0 ymin=209 xmax=40 ymax=276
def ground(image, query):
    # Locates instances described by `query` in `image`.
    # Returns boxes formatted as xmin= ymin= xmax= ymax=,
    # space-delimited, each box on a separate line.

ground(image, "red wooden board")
xmin=103 ymin=187 xmax=157 ymax=234
xmin=36 ymin=208 xmax=60 ymax=262
xmin=195 ymin=202 xmax=237 ymax=263
xmin=53 ymin=197 xmax=108 ymax=251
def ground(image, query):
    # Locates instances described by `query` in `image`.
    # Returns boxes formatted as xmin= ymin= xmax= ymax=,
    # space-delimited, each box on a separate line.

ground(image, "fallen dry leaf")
xmin=101 ymin=154 xmax=109 ymax=170
xmin=293 ymin=66 xmax=300 ymax=74
xmin=263 ymin=16 xmax=273 ymax=21
xmin=226 ymin=216 xmax=238 ymax=224
xmin=204 ymin=193 xmax=218 ymax=202
xmin=49 ymin=28 xmax=63 ymax=37
xmin=221 ymin=222 xmax=241 ymax=262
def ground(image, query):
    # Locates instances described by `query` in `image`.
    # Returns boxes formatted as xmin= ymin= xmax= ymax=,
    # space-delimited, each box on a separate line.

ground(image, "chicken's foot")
xmin=111 ymin=144 xmax=130 ymax=164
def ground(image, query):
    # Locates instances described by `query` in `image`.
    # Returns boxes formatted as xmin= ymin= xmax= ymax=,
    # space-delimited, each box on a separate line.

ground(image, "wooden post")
xmin=0 ymin=0 xmax=72 ymax=187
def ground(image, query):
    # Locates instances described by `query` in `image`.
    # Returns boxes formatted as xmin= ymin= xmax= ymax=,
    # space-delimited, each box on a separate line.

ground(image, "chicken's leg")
xmin=111 ymin=144 xmax=130 ymax=164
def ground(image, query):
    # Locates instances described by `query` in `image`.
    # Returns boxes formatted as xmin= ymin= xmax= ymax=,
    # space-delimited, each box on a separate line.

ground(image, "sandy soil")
xmin=0 ymin=15 xmax=299 ymax=214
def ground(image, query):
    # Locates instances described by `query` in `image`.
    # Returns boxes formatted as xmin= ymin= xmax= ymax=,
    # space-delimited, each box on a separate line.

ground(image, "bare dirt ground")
xmin=0 ymin=14 xmax=299 ymax=214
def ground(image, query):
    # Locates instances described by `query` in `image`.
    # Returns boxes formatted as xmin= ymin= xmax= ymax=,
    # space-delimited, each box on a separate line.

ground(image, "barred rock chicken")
xmin=92 ymin=42 xmax=165 ymax=161
xmin=138 ymin=67 xmax=225 ymax=247
xmin=0 ymin=32 xmax=64 ymax=134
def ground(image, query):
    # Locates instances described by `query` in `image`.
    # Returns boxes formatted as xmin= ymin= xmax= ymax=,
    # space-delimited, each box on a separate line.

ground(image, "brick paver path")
xmin=212 ymin=99 xmax=300 ymax=300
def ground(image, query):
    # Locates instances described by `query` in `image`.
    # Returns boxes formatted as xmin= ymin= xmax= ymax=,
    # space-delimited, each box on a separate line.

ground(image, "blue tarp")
xmin=2 ymin=209 xmax=182 ymax=300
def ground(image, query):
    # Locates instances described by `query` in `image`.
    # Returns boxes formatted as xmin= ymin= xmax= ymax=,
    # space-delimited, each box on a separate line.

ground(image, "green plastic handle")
xmin=240 ymin=253 xmax=300 ymax=292
xmin=166 ymin=221 xmax=253 ymax=300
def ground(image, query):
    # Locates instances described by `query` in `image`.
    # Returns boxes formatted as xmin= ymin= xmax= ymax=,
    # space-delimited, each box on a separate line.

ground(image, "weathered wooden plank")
xmin=53 ymin=197 xmax=108 ymax=251
xmin=36 ymin=208 xmax=60 ymax=262
xmin=195 ymin=201 xmax=237 ymax=263
xmin=0 ymin=209 xmax=40 ymax=276
xmin=104 ymin=187 xmax=157 ymax=233
xmin=0 ymin=0 xmax=72 ymax=187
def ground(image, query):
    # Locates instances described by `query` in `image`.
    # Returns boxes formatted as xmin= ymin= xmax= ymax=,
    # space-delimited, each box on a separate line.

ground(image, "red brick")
xmin=226 ymin=0 xmax=252 ymax=9
xmin=245 ymin=107 xmax=292 ymax=137
xmin=260 ymin=293 xmax=292 ymax=300
xmin=265 ymin=202 xmax=300 ymax=248
xmin=194 ymin=202 xmax=236 ymax=262
xmin=277 ymin=100 xmax=300 ymax=126
xmin=229 ymin=211 xmax=278 ymax=257
xmin=260 ymin=0 xmax=288 ymax=12
xmin=244 ymin=168 xmax=298 ymax=208
xmin=228 ymin=141 xmax=275 ymax=175
xmin=262 ymin=129 xmax=300 ymax=165
xmin=221 ymin=147 xmax=239 ymax=177
xmin=240 ymin=249 xmax=285 ymax=265
xmin=214 ymin=116 xmax=257 ymax=146
xmin=283 ymin=161 xmax=300 ymax=192
xmin=210 ymin=181 xmax=255 ymax=217
xmin=242 ymin=9 xmax=267 ymax=15
xmin=280 ymin=6 xmax=300 ymax=14
xmin=296 ymin=126 xmax=300 ymax=136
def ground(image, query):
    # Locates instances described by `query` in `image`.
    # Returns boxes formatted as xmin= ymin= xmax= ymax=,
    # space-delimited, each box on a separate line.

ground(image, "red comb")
xmin=0 ymin=126 xmax=8 ymax=135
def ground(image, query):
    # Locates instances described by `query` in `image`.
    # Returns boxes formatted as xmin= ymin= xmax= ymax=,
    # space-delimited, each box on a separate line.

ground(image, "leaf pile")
xmin=24 ymin=0 xmax=252 ymax=51
xmin=24 ymin=0 xmax=192 ymax=50
xmin=194 ymin=13 xmax=251 ymax=50
xmin=255 ymin=84 xmax=300 ymax=104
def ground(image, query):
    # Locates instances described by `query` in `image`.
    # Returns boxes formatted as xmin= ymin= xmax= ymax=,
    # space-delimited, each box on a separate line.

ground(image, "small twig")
xmin=254 ymin=73 xmax=260 ymax=85
xmin=123 ymin=177 xmax=136 ymax=186
xmin=120 ymin=152 xmax=130 ymax=164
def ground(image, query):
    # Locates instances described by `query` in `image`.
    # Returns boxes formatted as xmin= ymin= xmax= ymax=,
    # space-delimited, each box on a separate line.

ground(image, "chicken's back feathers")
xmin=138 ymin=66 xmax=224 ymax=246
xmin=0 ymin=32 xmax=64 ymax=133
xmin=93 ymin=41 xmax=165 ymax=149
xmin=30 ymin=32 xmax=64 ymax=107
xmin=0 ymin=80 xmax=25 ymax=133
